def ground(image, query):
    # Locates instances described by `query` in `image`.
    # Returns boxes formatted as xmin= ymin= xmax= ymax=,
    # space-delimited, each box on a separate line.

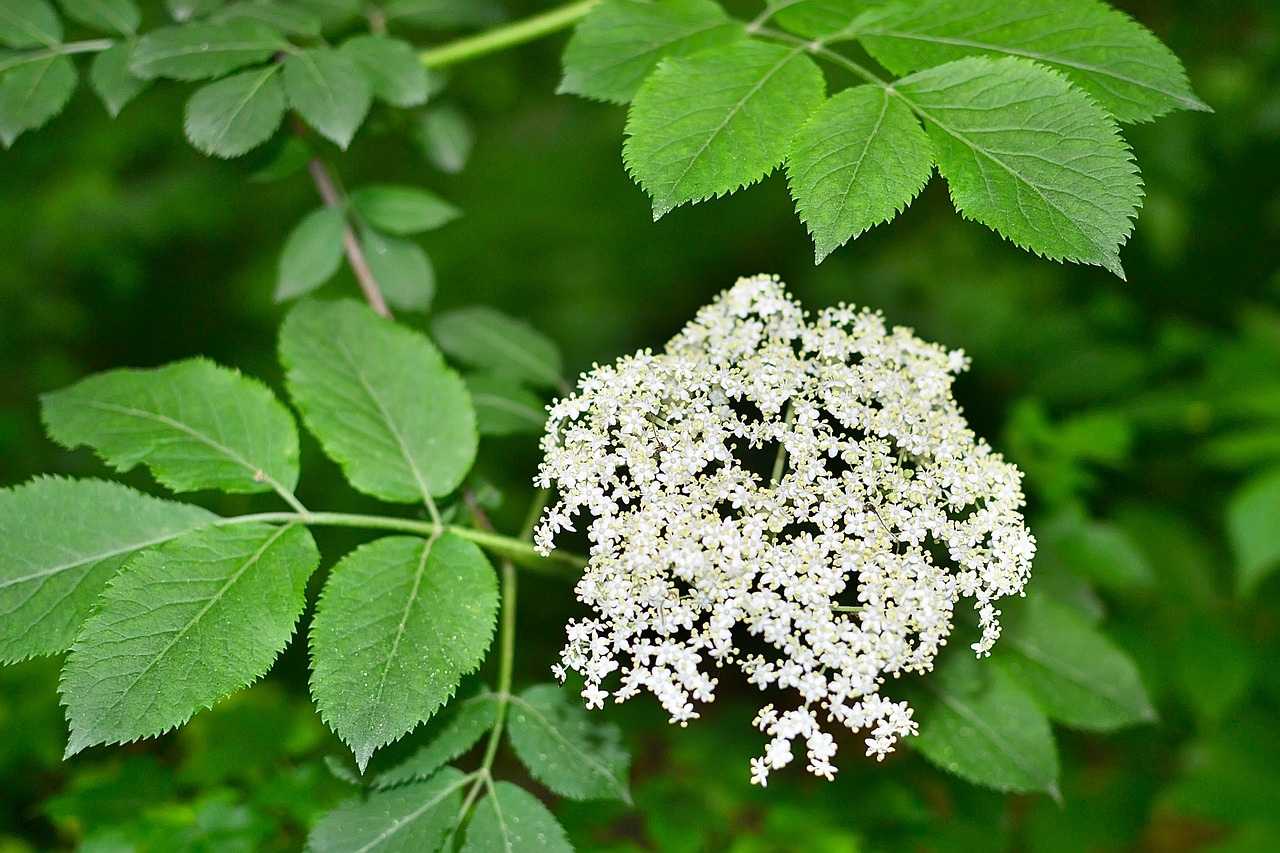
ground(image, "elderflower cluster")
xmin=535 ymin=275 xmax=1034 ymax=785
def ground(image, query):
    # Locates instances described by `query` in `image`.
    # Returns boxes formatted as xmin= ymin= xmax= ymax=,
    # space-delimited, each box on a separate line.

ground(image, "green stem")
xmin=753 ymin=25 xmax=890 ymax=87
xmin=418 ymin=0 xmax=599 ymax=69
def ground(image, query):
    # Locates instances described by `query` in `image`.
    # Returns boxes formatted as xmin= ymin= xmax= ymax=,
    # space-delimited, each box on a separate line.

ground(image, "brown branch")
xmin=305 ymin=154 xmax=392 ymax=319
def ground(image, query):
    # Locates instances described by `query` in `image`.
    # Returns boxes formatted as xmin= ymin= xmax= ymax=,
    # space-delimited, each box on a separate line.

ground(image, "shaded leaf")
xmin=351 ymin=185 xmax=460 ymax=236
xmin=0 ymin=0 xmax=61 ymax=48
xmin=624 ymin=40 xmax=825 ymax=217
xmin=61 ymin=523 xmax=319 ymax=755
xmin=414 ymin=104 xmax=472 ymax=174
xmin=0 ymin=53 xmax=76 ymax=147
xmin=507 ymin=683 xmax=630 ymax=802
xmin=465 ymin=375 xmax=547 ymax=437
xmin=58 ymin=0 xmax=140 ymax=35
xmin=276 ymin=206 xmax=347 ymax=301
xmin=786 ymin=84 xmax=934 ymax=262
xmin=166 ymin=0 xmax=224 ymax=22
xmin=280 ymin=299 xmax=477 ymax=502
xmin=213 ymin=0 xmax=321 ymax=35
xmin=310 ymin=534 xmax=498 ymax=771
xmin=560 ymin=0 xmax=746 ymax=104
xmin=340 ymin=34 xmax=428 ymax=107
xmin=431 ymin=307 xmax=562 ymax=391
xmin=184 ymin=64 xmax=286 ymax=157
xmin=1042 ymin=512 xmax=1154 ymax=592
xmin=131 ymin=20 xmax=285 ymax=81
xmin=283 ymin=47 xmax=371 ymax=149
xmin=0 ymin=477 xmax=214 ymax=664
xmin=462 ymin=781 xmax=573 ymax=852
xmin=41 ymin=357 xmax=300 ymax=496
xmin=374 ymin=691 xmax=500 ymax=788
xmin=1227 ymin=466 xmax=1280 ymax=597
xmin=307 ymin=767 xmax=466 ymax=853
xmin=90 ymin=41 xmax=149 ymax=117
xmin=896 ymin=56 xmax=1140 ymax=278
xmin=360 ymin=230 xmax=436 ymax=313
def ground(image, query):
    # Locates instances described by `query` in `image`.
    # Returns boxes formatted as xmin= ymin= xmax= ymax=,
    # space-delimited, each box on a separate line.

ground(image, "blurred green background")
xmin=3 ymin=0 xmax=1280 ymax=850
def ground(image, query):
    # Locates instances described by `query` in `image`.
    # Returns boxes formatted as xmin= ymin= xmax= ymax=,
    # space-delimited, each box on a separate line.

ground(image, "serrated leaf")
xmin=61 ymin=523 xmax=319 ymax=755
xmin=414 ymin=104 xmax=472 ymax=174
xmin=184 ymin=64 xmax=285 ymax=157
xmin=560 ymin=0 xmax=746 ymax=104
xmin=276 ymin=206 xmax=347 ymax=301
xmin=787 ymin=84 xmax=934 ymax=262
xmin=350 ymin=185 xmax=459 ymax=236
xmin=914 ymin=658 xmax=1059 ymax=796
xmin=280 ymin=299 xmax=477 ymax=502
xmin=507 ymin=684 xmax=630 ymax=803
xmin=431 ymin=308 xmax=563 ymax=390
xmin=998 ymin=594 xmax=1155 ymax=731
xmin=213 ymin=1 xmax=322 ymax=36
xmin=58 ymin=0 xmax=140 ymax=35
xmin=624 ymin=40 xmax=825 ymax=218
xmin=856 ymin=0 xmax=1208 ymax=123
xmin=0 ymin=53 xmax=76 ymax=147
xmin=0 ymin=0 xmax=61 ymax=48
xmin=340 ymin=34 xmax=429 ymax=107
xmin=769 ymin=0 xmax=893 ymax=42
xmin=307 ymin=767 xmax=466 ymax=853
xmin=465 ymin=375 xmax=547 ymax=437
xmin=90 ymin=41 xmax=149 ymax=117
xmin=1227 ymin=466 xmax=1280 ymax=598
xmin=359 ymin=230 xmax=436 ymax=313
xmin=283 ymin=47 xmax=371 ymax=149
xmin=896 ymin=56 xmax=1140 ymax=278
xmin=310 ymin=534 xmax=498 ymax=771
xmin=374 ymin=691 xmax=500 ymax=788
xmin=131 ymin=20 xmax=285 ymax=81
xmin=462 ymin=781 xmax=573 ymax=853
xmin=0 ymin=478 xmax=215 ymax=664
xmin=167 ymin=0 xmax=223 ymax=22
xmin=41 ymin=357 xmax=300 ymax=496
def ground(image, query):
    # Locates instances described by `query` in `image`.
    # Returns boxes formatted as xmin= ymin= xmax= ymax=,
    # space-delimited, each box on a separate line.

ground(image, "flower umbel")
xmin=535 ymin=275 xmax=1035 ymax=785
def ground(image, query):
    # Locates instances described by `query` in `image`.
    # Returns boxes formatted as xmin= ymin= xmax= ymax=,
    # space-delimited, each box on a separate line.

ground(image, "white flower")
xmin=536 ymin=275 xmax=1035 ymax=785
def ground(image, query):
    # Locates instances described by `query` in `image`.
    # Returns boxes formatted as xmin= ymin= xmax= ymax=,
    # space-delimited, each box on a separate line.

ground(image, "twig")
xmin=304 ymin=154 xmax=393 ymax=319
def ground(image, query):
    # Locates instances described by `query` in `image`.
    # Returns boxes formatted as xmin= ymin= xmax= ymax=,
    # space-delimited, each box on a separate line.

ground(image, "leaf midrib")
xmin=938 ymin=683 xmax=1047 ymax=787
xmin=508 ymin=694 xmax=627 ymax=799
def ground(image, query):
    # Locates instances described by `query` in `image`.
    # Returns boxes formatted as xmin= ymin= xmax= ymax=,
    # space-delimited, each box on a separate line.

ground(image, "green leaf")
xmin=41 ymin=357 xmax=300 ymax=496
xmin=340 ymin=34 xmax=429 ymax=107
xmin=61 ymin=523 xmax=319 ymax=755
xmin=276 ymin=206 xmax=347 ymax=301
xmin=998 ymin=594 xmax=1155 ymax=731
xmin=430 ymin=307 xmax=563 ymax=390
xmin=131 ymin=20 xmax=286 ymax=81
xmin=213 ymin=1 xmax=322 ymax=36
xmin=57 ymin=0 xmax=140 ymax=35
xmin=624 ymin=40 xmax=825 ymax=218
xmin=913 ymin=657 xmax=1059 ymax=796
xmin=0 ymin=477 xmax=215 ymax=664
xmin=360 ymin=230 xmax=436 ymax=313
xmin=374 ymin=691 xmax=500 ymax=788
xmin=0 ymin=0 xmax=61 ymax=48
xmin=465 ymin=375 xmax=547 ymax=437
xmin=559 ymin=0 xmax=746 ymax=104
xmin=414 ymin=105 xmax=473 ymax=174
xmin=280 ymin=299 xmax=477 ymax=502
xmin=856 ymin=0 xmax=1209 ymax=123
xmin=184 ymin=64 xmax=285 ymax=157
xmin=507 ymin=684 xmax=631 ymax=803
xmin=769 ymin=0 xmax=891 ymax=42
xmin=350 ymin=185 xmax=460 ymax=236
xmin=307 ymin=767 xmax=466 ymax=853
xmin=1043 ymin=513 xmax=1154 ymax=593
xmin=283 ymin=47 xmax=371 ymax=150
xmin=462 ymin=781 xmax=574 ymax=853
xmin=310 ymin=534 xmax=498 ymax=771
xmin=166 ymin=0 xmax=224 ymax=22
xmin=90 ymin=41 xmax=149 ymax=117
xmin=786 ymin=84 xmax=934 ymax=262
xmin=896 ymin=56 xmax=1140 ymax=278
xmin=1227 ymin=466 xmax=1280 ymax=597
xmin=0 ymin=53 xmax=76 ymax=147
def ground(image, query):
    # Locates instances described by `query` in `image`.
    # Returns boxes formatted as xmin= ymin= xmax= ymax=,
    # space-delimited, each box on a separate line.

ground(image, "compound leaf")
xmin=431 ymin=307 xmax=563 ymax=390
xmin=283 ymin=47 xmax=371 ymax=149
xmin=351 ymin=185 xmax=460 ymax=236
xmin=280 ymin=299 xmax=477 ymax=502
xmin=42 ymin=357 xmax=299 ymax=496
xmin=310 ymin=534 xmax=498 ymax=771
xmin=0 ymin=477 xmax=215 ymax=664
xmin=998 ymin=594 xmax=1156 ymax=731
xmin=787 ymin=84 xmax=934 ymax=262
xmin=0 ymin=53 xmax=76 ymax=147
xmin=560 ymin=0 xmax=746 ymax=104
xmin=507 ymin=683 xmax=630 ymax=803
xmin=0 ymin=0 xmax=61 ymax=48
xmin=90 ymin=41 xmax=149 ymax=117
xmin=896 ymin=56 xmax=1140 ymax=278
xmin=58 ymin=0 xmax=140 ymax=35
xmin=277 ymin=206 xmax=347 ymax=301
xmin=461 ymin=782 xmax=573 ymax=853
xmin=359 ymin=229 xmax=436 ymax=312
xmin=624 ymin=40 xmax=825 ymax=218
xmin=1227 ymin=466 xmax=1280 ymax=598
xmin=307 ymin=767 xmax=466 ymax=853
xmin=131 ymin=19 xmax=286 ymax=81
xmin=857 ymin=0 xmax=1209 ymax=123
xmin=375 ymin=690 xmax=500 ymax=788
xmin=340 ymin=34 xmax=428 ymax=107
xmin=61 ymin=523 xmax=319 ymax=755
xmin=184 ymin=64 xmax=286 ymax=157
